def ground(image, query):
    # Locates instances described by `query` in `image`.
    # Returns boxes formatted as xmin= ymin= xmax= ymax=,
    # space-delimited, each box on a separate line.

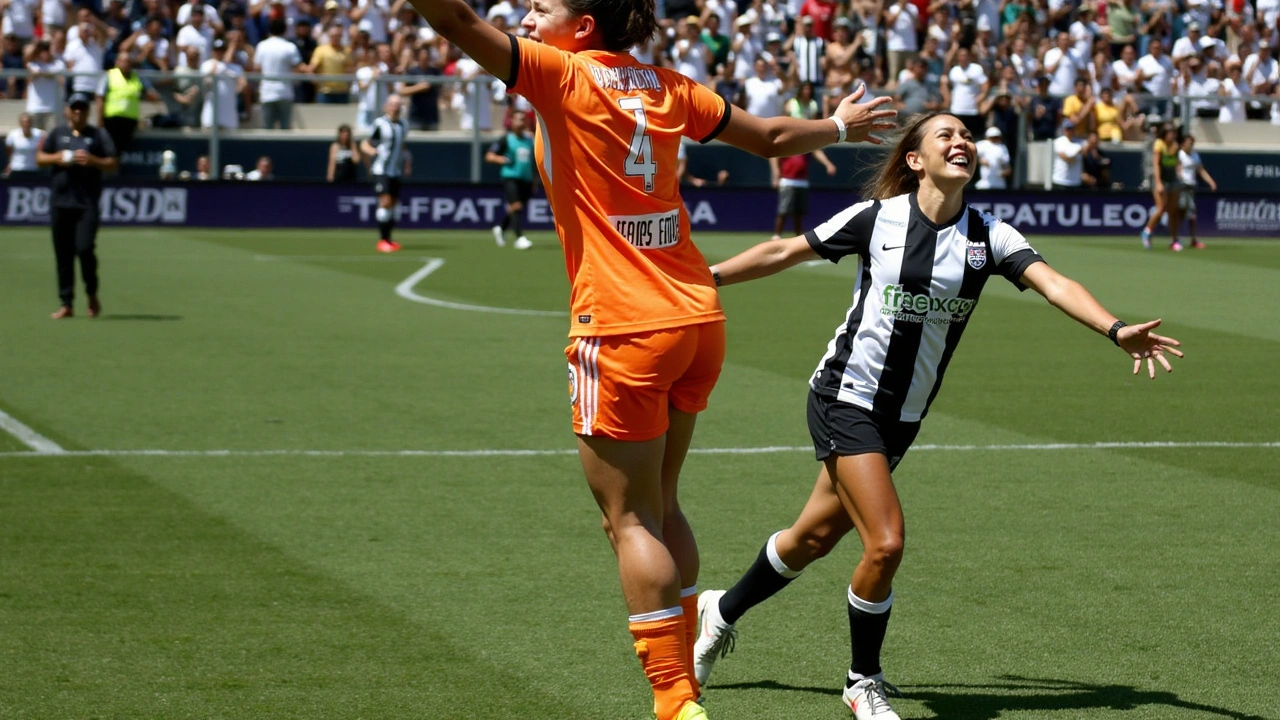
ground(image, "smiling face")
xmin=522 ymin=0 xmax=593 ymax=52
xmin=906 ymin=115 xmax=976 ymax=189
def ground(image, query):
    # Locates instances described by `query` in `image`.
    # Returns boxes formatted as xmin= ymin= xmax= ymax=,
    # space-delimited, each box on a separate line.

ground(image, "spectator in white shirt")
xmin=1 ymin=0 xmax=38 ymax=42
xmin=256 ymin=18 xmax=308 ymax=129
xmin=41 ymin=0 xmax=73 ymax=32
xmin=4 ymin=113 xmax=44 ymax=176
xmin=1171 ymin=21 xmax=1204 ymax=64
xmin=245 ymin=155 xmax=273 ymax=180
xmin=1137 ymin=40 xmax=1175 ymax=117
xmin=351 ymin=0 xmax=390 ymax=45
xmin=884 ymin=0 xmax=919 ymax=89
xmin=176 ymin=5 xmax=215 ymax=69
xmin=673 ymin=16 xmax=710 ymax=85
xmin=1052 ymin=118 xmax=1085 ymax=189
xmin=943 ymin=47 xmax=990 ymax=137
xmin=64 ymin=19 xmax=107 ymax=95
xmin=201 ymin=57 xmax=247 ymax=129
xmin=1042 ymin=31 xmax=1081 ymax=97
xmin=1242 ymin=41 xmax=1278 ymax=119
xmin=25 ymin=40 xmax=66 ymax=128
xmin=1218 ymin=59 xmax=1247 ymax=122
xmin=1111 ymin=43 xmax=1140 ymax=103
xmin=744 ymin=55 xmax=786 ymax=117
xmin=176 ymin=0 xmax=223 ymax=32
xmin=974 ymin=125 xmax=1010 ymax=189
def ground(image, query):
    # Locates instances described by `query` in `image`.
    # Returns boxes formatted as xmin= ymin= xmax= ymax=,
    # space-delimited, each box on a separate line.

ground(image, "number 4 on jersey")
xmin=618 ymin=96 xmax=656 ymax=193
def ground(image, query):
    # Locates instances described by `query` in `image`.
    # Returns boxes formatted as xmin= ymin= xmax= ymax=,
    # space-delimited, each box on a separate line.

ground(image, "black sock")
xmin=846 ymin=588 xmax=893 ymax=683
xmin=510 ymin=210 xmax=523 ymax=236
xmin=378 ymin=221 xmax=394 ymax=241
xmin=501 ymin=213 xmax=513 ymax=231
xmin=718 ymin=533 xmax=801 ymax=625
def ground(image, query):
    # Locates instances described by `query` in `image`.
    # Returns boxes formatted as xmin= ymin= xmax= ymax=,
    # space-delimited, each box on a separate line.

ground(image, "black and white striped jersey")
xmin=367 ymin=115 xmax=409 ymax=177
xmin=804 ymin=192 xmax=1044 ymax=422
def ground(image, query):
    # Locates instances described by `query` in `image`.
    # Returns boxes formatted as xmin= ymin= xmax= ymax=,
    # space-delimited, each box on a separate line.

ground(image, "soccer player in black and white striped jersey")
xmin=693 ymin=113 xmax=1183 ymax=720
xmin=360 ymin=95 xmax=410 ymax=253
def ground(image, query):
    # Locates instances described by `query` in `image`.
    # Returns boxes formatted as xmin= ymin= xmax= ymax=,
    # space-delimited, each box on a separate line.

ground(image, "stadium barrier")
xmin=3 ymin=179 xmax=1278 ymax=237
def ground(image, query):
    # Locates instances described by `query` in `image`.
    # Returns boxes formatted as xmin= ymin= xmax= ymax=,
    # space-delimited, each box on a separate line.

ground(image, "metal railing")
xmin=4 ymin=68 xmax=1279 ymax=188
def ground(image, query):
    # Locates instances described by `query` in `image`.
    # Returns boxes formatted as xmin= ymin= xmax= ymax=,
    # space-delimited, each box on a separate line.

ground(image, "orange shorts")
xmin=566 ymin=321 xmax=726 ymax=441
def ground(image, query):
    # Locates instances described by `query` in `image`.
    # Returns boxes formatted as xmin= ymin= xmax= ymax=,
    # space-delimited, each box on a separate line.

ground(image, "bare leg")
xmin=662 ymin=406 xmax=700 ymax=589
xmin=774 ymin=464 xmax=857 ymax=571
xmin=827 ymin=453 xmax=904 ymax=602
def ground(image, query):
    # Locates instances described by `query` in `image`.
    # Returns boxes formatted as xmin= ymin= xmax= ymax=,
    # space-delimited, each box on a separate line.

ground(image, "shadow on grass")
xmin=98 ymin=314 xmax=184 ymax=321
xmin=714 ymin=675 xmax=1269 ymax=719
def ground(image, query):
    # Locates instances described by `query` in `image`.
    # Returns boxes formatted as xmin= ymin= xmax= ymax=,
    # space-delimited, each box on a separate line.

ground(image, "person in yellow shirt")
xmin=1141 ymin=123 xmax=1183 ymax=250
xmin=1061 ymin=78 xmax=1096 ymax=136
xmin=309 ymin=24 xmax=355 ymax=103
xmin=95 ymin=53 xmax=161 ymax=152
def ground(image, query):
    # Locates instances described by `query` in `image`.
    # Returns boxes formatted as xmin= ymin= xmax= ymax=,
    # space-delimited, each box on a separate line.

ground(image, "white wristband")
xmin=830 ymin=115 xmax=848 ymax=144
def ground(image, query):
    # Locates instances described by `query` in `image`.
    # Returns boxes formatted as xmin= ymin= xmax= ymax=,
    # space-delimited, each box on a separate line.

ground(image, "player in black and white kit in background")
xmin=361 ymin=95 xmax=410 ymax=253
xmin=696 ymin=113 xmax=1184 ymax=720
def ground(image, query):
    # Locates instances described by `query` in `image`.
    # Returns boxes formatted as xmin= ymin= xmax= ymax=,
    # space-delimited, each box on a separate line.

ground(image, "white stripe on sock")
xmin=766 ymin=531 xmax=803 ymax=579
xmin=680 ymin=585 xmax=698 ymax=598
xmin=847 ymin=586 xmax=894 ymax=614
xmin=629 ymin=606 xmax=684 ymax=623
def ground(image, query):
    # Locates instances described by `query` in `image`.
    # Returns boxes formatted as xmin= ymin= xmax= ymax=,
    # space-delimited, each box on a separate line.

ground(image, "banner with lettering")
xmin=2 ymin=181 xmax=1276 ymax=237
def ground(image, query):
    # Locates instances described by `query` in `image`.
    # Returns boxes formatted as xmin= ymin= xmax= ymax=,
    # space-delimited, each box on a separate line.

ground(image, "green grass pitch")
xmin=1 ymin=226 xmax=1277 ymax=719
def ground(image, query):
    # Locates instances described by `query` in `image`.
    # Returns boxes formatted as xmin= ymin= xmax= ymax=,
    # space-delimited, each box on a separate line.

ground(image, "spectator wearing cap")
xmin=672 ymin=16 xmax=710 ymax=86
xmin=974 ymin=125 xmax=1011 ymax=189
xmin=942 ymin=46 xmax=990 ymax=138
xmin=36 ymin=92 xmax=119 ymax=320
xmin=893 ymin=56 xmax=941 ymax=120
xmin=256 ymin=18 xmax=309 ymax=129
xmin=884 ymin=0 xmax=920 ymax=89
xmin=731 ymin=12 xmax=762 ymax=81
xmin=1172 ymin=21 xmax=1204 ymax=64
xmin=762 ymin=31 xmax=788 ymax=77
xmin=789 ymin=15 xmax=826 ymax=90
xmin=1029 ymin=74 xmax=1063 ymax=141
xmin=95 ymin=51 xmax=160 ymax=152
xmin=823 ymin=17 xmax=857 ymax=117
xmin=799 ymin=0 xmax=838 ymax=40
xmin=1052 ymin=118 xmax=1085 ymax=190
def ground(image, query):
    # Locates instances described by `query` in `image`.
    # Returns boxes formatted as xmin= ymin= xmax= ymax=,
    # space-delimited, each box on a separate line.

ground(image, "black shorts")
xmin=372 ymin=175 xmax=402 ymax=199
xmin=502 ymin=178 xmax=533 ymax=205
xmin=807 ymin=390 xmax=921 ymax=471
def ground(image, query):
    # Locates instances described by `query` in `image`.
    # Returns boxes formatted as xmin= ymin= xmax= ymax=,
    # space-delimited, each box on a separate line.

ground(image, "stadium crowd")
xmin=1 ymin=0 xmax=1279 ymax=138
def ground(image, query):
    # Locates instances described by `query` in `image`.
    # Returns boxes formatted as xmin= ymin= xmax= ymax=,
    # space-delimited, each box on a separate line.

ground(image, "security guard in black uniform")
xmin=36 ymin=92 xmax=119 ymax=320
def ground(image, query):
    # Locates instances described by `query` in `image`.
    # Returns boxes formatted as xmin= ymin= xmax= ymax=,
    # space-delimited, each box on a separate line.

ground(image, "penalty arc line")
xmin=0 ymin=408 xmax=66 ymax=454
xmin=1 ymin=441 xmax=1277 ymax=459
xmin=395 ymin=258 xmax=564 ymax=317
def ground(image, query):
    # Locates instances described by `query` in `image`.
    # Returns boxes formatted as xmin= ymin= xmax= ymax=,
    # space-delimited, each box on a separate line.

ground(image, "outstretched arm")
xmin=716 ymin=85 xmax=897 ymax=158
xmin=709 ymin=235 xmax=818 ymax=286
xmin=1020 ymin=261 xmax=1183 ymax=378
xmin=406 ymin=0 xmax=512 ymax=82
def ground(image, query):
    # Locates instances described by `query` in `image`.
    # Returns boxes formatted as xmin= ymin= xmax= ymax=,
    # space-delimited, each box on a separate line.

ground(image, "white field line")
xmin=255 ymin=255 xmax=433 ymax=262
xmin=0 ymin=409 xmax=65 ymax=454
xmin=395 ymin=258 xmax=564 ymax=317
xmin=0 ymin=441 xmax=1277 ymax=459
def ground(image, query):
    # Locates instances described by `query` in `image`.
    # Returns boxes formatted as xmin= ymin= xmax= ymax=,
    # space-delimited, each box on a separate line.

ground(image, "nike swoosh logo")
xmin=882 ymin=244 xmax=910 ymax=251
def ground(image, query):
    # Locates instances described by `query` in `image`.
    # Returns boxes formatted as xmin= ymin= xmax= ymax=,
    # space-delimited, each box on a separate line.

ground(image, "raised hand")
xmin=1118 ymin=319 xmax=1184 ymax=379
xmin=832 ymin=84 xmax=897 ymax=145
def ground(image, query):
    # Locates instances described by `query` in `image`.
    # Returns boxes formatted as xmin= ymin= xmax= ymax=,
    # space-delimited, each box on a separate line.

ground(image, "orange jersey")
xmin=509 ymin=36 xmax=731 ymax=337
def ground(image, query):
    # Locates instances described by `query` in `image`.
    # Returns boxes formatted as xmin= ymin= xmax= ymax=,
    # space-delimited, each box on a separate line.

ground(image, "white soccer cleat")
xmin=842 ymin=674 xmax=901 ymax=720
xmin=513 ymin=236 xmax=533 ymax=250
xmin=492 ymin=225 xmax=507 ymax=247
xmin=693 ymin=589 xmax=737 ymax=687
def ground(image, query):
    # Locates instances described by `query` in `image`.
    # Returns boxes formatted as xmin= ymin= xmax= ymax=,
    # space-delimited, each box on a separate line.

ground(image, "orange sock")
xmin=630 ymin=613 xmax=696 ymax=720
xmin=680 ymin=590 xmax=700 ymax=699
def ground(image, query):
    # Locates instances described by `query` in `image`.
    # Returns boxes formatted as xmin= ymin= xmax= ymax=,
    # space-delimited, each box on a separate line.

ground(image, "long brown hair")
xmin=562 ymin=0 xmax=658 ymax=52
xmin=860 ymin=112 xmax=949 ymax=201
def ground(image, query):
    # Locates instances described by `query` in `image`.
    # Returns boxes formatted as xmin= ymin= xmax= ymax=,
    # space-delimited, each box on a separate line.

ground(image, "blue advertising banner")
xmin=3 ymin=180 xmax=1277 ymax=237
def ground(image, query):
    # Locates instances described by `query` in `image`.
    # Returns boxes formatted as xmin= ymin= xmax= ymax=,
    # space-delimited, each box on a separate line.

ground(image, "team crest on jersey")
xmin=568 ymin=363 xmax=578 ymax=406
xmin=966 ymin=244 xmax=988 ymax=270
